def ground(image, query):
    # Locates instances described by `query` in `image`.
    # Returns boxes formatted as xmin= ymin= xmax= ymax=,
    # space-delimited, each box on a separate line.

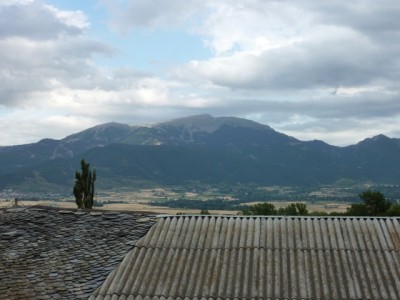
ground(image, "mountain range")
xmin=1 ymin=114 xmax=400 ymax=193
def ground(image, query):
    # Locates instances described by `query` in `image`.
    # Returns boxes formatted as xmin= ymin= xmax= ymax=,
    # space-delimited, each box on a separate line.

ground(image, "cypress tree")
xmin=73 ymin=159 xmax=96 ymax=209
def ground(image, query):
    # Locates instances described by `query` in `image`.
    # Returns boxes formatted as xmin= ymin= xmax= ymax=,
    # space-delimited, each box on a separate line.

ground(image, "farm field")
xmin=3 ymin=183 xmax=394 ymax=214
xmin=0 ymin=197 xmax=350 ymax=215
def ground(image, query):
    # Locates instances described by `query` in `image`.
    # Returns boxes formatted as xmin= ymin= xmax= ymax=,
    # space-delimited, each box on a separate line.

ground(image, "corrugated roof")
xmin=0 ymin=206 xmax=156 ymax=299
xmin=90 ymin=215 xmax=400 ymax=300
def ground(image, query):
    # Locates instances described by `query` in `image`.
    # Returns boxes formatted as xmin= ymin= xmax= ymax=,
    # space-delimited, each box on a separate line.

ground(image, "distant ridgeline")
xmin=0 ymin=114 xmax=400 ymax=193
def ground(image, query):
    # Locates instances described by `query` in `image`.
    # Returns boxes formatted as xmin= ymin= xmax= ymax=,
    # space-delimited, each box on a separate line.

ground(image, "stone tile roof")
xmin=0 ymin=206 xmax=156 ymax=300
xmin=91 ymin=215 xmax=400 ymax=300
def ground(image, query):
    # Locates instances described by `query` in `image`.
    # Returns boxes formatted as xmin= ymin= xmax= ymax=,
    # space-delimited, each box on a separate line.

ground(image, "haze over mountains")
xmin=1 ymin=114 xmax=399 ymax=193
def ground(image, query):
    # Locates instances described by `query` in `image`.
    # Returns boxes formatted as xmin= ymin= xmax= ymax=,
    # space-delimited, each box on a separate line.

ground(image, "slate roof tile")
xmin=0 ymin=206 xmax=156 ymax=300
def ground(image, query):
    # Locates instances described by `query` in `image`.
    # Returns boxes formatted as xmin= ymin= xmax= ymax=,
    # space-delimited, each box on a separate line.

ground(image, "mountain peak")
xmin=356 ymin=134 xmax=391 ymax=146
xmin=161 ymin=114 xmax=273 ymax=134
xmin=163 ymin=114 xmax=214 ymax=127
xmin=371 ymin=134 xmax=390 ymax=141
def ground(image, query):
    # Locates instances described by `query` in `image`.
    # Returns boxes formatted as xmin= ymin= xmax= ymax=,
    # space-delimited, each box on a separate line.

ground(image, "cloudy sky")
xmin=1 ymin=0 xmax=399 ymax=146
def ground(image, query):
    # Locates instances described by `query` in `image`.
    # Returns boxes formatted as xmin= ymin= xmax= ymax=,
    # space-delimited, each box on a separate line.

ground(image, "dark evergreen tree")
xmin=347 ymin=190 xmax=391 ymax=216
xmin=359 ymin=190 xmax=391 ymax=215
xmin=73 ymin=159 xmax=96 ymax=209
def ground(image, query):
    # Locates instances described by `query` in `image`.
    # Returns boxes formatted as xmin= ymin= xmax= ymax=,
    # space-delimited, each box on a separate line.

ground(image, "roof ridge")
xmin=157 ymin=214 xmax=400 ymax=220
xmin=1 ymin=205 xmax=157 ymax=216
xmin=132 ymin=246 xmax=400 ymax=252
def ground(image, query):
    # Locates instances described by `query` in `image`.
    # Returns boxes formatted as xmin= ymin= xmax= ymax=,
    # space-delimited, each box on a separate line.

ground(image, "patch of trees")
xmin=241 ymin=190 xmax=400 ymax=216
xmin=346 ymin=190 xmax=400 ymax=216
xmin=242 ymin=202 xmax=309 ymax=216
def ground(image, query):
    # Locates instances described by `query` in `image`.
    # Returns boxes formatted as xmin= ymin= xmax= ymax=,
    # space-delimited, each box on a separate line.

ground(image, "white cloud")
xmin=46 ymin=5 xmax=88 ymax=30
xmin=0 ymin=0 xmax=114 ymax=107
xmin=199 ymin=1 xmax=310 ymax=55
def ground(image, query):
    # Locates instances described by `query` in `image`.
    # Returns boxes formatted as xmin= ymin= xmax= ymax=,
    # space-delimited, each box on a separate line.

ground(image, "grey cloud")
xmin=309 ymin=95 xmax=400 ymax=119
xmin=196 ymin=33 xmax=396 ymax=91
xmin=222 ymin=93 xmax=400 ymax=121
xmin=0 ymin=68 xmax=54 ymax=106
xmin=0 ymin=1 xmax=83 ymax=39
xmin=300 ymin=1 xmax=400 ymax=36
xmin=291 ymin=0 xmax=400 ymax=55
xmin=0 ymin=38 xmax=114 ymax=106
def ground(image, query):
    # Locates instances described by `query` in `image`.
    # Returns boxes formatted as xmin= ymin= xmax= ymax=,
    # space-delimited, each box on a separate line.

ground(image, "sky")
xmin=1 ymin=0 xmax=400 ymax=146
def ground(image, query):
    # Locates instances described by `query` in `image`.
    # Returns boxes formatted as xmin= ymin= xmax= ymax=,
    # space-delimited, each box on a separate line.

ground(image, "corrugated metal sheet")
xmin=90 ymin=216 xmax=400 ymax=300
